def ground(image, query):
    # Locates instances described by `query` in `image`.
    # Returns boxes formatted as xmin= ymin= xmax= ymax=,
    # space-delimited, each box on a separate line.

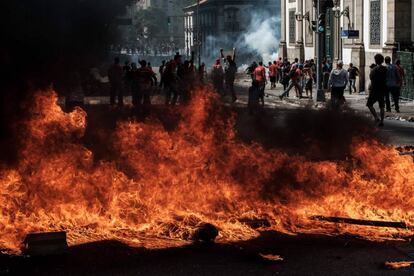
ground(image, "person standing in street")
xmin=135 ymin=60 xmax=157 ymax=113
xmin=108 ymin=57 xmax=124 ymax=106
xmin=211 ymin=58 xmax=224 ymax=94
xmin=303 ymin=61 xmax=314 ymax=99
xmin=367 ymin=54 xmax=387 ymax=127
xmin=328 ymin=60 xmax=348 ymax=109
xmin=254 ymin=61 xmax=267 ymax=106
xmin=269 ymin=61 xmax=278 ymax=89
xmin=384 ymin=56 xmax=401 ymax=113
xmin=347 ymin=63 xmax=359 ymax=94
xmin=221 ymin=48 xmax=238 ymax=102
xmin=159 ymin=60 xmax=166 ymax=88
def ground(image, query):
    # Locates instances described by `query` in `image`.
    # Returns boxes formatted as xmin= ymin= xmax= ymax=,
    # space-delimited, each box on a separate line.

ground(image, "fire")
xmin=0 ymin=88 xmax=413 ymax=254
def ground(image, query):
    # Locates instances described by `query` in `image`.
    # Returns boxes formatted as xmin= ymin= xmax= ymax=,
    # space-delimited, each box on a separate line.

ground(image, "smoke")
xmin=242 ymin=15 xmax=280 ymax=62
xmin=201 ymin=6 xmax=280 ymax=66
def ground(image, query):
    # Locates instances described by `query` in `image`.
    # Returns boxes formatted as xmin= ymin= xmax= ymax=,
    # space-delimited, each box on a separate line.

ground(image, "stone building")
xmin=279 ymin=0 xmax=414 ymax=93
xmin=144 ymin=0 xmax=194 ymax=49
xmin=183 ymin=0 xmax=278 ymax=61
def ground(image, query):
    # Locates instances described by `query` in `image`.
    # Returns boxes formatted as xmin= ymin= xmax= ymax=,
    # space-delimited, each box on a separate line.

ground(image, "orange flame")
xmin=0 ymin=88 xmax=413 ymax=254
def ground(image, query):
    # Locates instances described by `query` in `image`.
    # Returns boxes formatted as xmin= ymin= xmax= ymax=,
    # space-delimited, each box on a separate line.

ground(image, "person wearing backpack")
xmin=279 ymin=64 xmax=303 ymax=99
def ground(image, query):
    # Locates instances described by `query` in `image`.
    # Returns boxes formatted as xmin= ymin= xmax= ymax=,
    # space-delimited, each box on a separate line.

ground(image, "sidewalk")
xmin=234 ymin=76 xmax=414 ymax=122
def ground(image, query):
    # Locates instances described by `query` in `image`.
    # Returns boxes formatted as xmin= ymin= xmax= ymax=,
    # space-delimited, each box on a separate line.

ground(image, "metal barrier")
xmin=397 ymin=51 xmax=414 ymax=100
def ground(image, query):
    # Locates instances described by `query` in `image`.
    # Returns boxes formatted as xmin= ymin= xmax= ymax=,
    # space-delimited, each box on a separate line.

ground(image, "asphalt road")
xmin=1 ymin=232 xmax=414 ymax=275
xmin=379 ymin=119 xmax=414 ymax=145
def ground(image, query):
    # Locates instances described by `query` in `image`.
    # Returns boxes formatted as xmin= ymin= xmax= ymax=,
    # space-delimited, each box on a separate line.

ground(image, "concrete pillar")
xmin=297 ymin=0 xmax=304 ymax=44
xmin=351 ymin=0 xmax=366 ymax=92
xmin=279 ymin=0 xmax=287 ymax=58
xmin=294 ymin=0 xmax=305 ymax=62
xmin=383 ymin=0 xmax=397 ymax=59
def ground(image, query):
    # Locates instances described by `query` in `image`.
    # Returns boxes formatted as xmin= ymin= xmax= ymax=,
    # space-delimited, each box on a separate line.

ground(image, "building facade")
xmin=279 ymin=0 xmax=414 ymax=92
xmin=144 ymin=0 xmax=193 ymax=49
xmin=183 ymin=0 xmax=278 ymax=61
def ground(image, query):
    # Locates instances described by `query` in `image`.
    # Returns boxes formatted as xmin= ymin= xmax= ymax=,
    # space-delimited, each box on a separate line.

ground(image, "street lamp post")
xmin=196 ymin=0 xmax=201 ymax=68
xmin=316 ymin=1 xmax=325 ymax=102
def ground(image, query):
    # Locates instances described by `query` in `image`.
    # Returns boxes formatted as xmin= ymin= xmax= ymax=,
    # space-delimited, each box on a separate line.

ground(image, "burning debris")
xmin=259 ymin=253 xmax=284 ymax=263
xmin=0 ymin=88 xmax=414 ymax=255
xmin=384 ymin=261 xmax=414 ymax=270
xmin=311 ymin=216 xmax=411 ymax=230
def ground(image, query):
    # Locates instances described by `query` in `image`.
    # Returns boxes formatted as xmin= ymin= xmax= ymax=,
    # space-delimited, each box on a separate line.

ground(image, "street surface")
xmin=1 ymin=232 xmax=414 ymax=275
xmin=16 ymin=76 xmax=412 ymax=275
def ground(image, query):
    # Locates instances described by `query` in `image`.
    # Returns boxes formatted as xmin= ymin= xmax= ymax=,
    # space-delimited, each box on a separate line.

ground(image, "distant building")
xmin=279 ymin=0 xmax=414 ymax=94
xmin=183 ymin=0 xmax=278 ymax=61
xmin=145 ymin=0 xmax=194 ymax=49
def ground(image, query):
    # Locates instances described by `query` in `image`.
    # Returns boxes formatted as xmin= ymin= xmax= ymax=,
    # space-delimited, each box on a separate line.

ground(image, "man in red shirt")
xmin=254 ymin=61 xmax=267 ymax=106
xmin=279 ymin=64 xmax=303 ymax=99
xmin=269 ymin=61 xmax=278 ymax=89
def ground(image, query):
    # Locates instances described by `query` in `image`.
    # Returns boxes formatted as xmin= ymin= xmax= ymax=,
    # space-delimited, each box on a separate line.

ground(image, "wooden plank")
xmin=311 ymin=216 xmax=409 ymax=229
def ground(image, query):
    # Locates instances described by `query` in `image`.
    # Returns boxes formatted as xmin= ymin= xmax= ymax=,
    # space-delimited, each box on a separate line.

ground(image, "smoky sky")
xmin=1 ymin=0 xmax=134 ymax=161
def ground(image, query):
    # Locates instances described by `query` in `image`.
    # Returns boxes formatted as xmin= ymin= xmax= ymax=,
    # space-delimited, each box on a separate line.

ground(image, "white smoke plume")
xmin=241 ymin=15 xmax=280 ymax=62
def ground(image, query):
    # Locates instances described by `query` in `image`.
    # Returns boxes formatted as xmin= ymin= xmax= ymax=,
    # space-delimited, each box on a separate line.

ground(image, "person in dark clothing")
xmin=159 ymin=60 xmax=166 ymax=88
xmin=384 ymin=56 xmax=401 ymax=113
xmin=367 ymin=54 xmax=387 ymax=127
xmin=129 ymin=62 xmax=139 ymax=106
xmin=322 ymin=59 xmax=331 ymax=91
xmin=108 ymin=57 xmax=124 ymax=106
xmin=347 ymin=63 xmax=359 ymax=94
xmin=134 ymin=60 xmax=157 ymax=110
xmin=280 ymin=60 xmax=291 ymax=91
xmin=164 ymin=56 xmax=180 ymax=105
xmin=211 ymin=59 xmax=224 ymax=94
xmin=221 ymin=48 xmax=238 ymax=102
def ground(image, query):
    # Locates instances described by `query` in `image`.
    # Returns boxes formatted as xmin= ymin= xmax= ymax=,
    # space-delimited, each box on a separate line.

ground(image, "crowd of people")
xmin=107 ymin=52 xmax=206 ymax=113
xmin=107 ymin=49 xmax=407 ymax=126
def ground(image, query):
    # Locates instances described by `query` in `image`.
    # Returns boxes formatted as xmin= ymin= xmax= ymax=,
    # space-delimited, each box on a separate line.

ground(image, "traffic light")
xmin=167 ymin=17 xmax=171 ymax=27
xmin=318 ymin=13 xmax=326 ymax=33
xmin=314 ymin=0 xmax=334 ymax=10
xmin=323 ymin=0 xmax=334 ymax=9
xmin=311 ymin=20 xmax=317 ymax=32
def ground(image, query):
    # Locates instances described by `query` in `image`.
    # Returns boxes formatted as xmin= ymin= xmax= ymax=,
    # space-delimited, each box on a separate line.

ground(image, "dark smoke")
xmin=1 ymin=0 xmax=134 ymax=162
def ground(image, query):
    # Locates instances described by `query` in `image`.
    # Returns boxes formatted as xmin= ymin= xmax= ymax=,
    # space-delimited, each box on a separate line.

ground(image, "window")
xmin=224 ymin=8 xmax=239 ymax=32
xmin=289 ymin=10 xmax=296 ymax=44
xmin=370 ymin=0 xmax=381 ymax=45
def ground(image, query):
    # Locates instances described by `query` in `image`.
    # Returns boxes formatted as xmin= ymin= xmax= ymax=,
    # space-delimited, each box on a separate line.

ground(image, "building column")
xmin=295 ymin=0 xmax=305 ymax=62
xmin=383 ymin=0 xmax=398 ymax=59
xmin=351 ymin=0 xmax=366 ymax=92
xmin=279 ymin=0 xmax=287 ymax=59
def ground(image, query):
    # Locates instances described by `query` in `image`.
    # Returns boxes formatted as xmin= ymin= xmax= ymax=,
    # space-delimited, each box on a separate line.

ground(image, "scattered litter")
xmin=259 ymin=253 xmax=284 ymax=262
xmin=384 ymin=261 xmax=414 ymax=270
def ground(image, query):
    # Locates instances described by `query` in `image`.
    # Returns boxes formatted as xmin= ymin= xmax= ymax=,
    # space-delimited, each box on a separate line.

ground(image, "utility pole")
xmin=196 ymin=0 xmax=201 ymax=68
xmin=316 ymin=0 xmax=326 ymax=102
